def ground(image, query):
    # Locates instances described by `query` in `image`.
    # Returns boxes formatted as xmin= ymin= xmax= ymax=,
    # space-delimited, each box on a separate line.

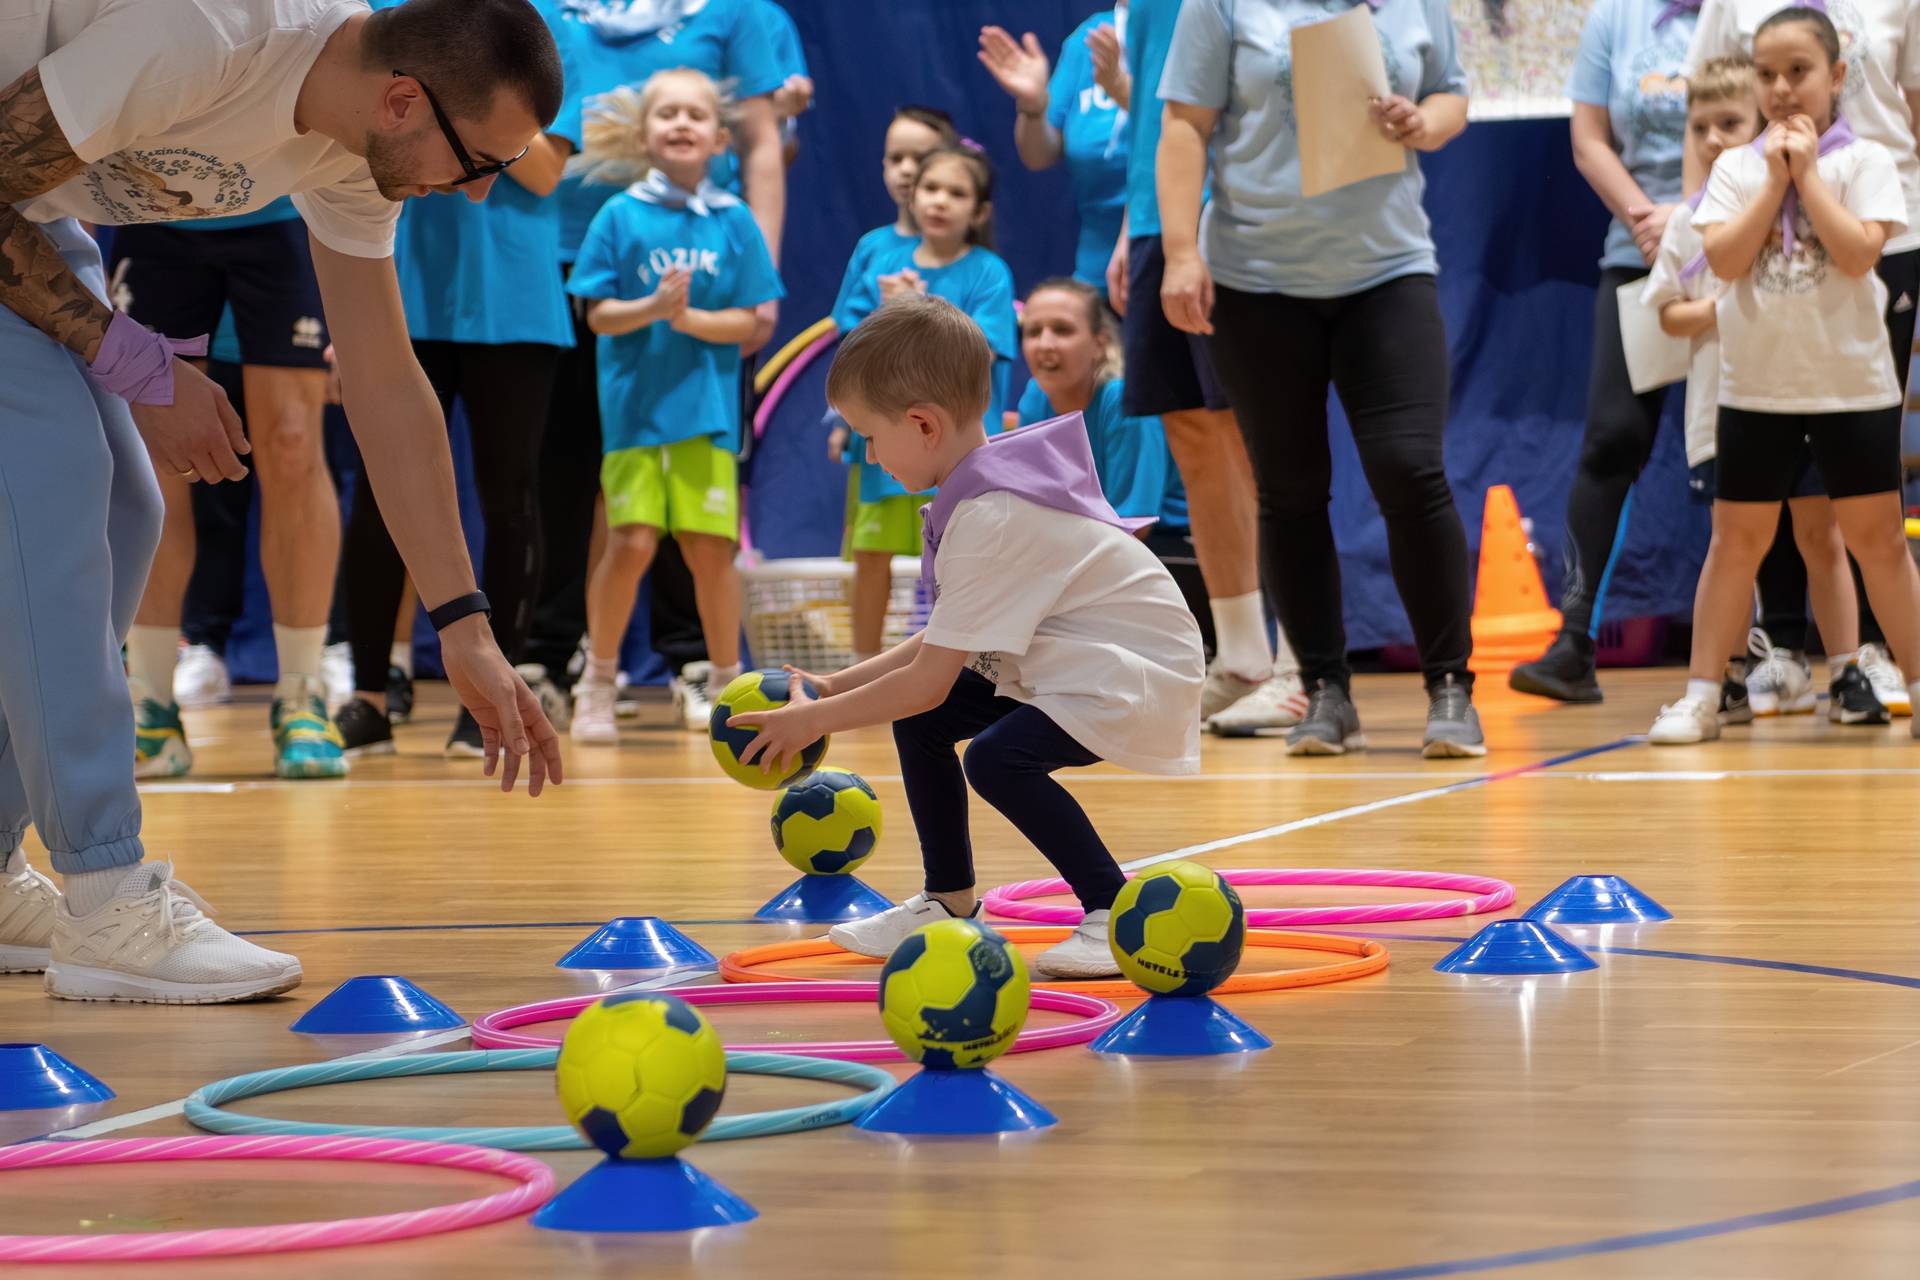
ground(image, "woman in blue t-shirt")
xmin=979 ymin=8 xmax=1131 ymax=286
xmin=1159 ymin=0 xmax=1481 ymax=760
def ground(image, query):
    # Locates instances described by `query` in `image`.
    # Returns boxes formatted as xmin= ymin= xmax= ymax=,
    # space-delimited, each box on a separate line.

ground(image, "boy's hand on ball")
xmin=783 ymin=663 xmax=835 ymax=698
xmin=731 ymin=682 xmax=819 ymax=775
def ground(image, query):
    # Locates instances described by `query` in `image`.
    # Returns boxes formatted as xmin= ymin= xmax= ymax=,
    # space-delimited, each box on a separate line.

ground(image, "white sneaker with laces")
xmin=1032 ymin=909 xmax=1120 ymax=979
xmin=673 ymin=661 xmax=715 ymax=732
xmin=1858 ymin=643 xmax=1911 ymax=716
xmin=0 ymin=860 xmax=58 ymax=973
xmin=1648 ymin=694 xmax=1721 ymax=745
xmin=321 ymin=642 xmax=355 ymax=713
xmin=827 ymin=892 xmax=977 ymax=958
xmin=173 ymin=644 xmax=231 ymax=708
xmin=44 ymin=862 xmax=302 ymax=1003
xmin=1200 ymin=662 xmax=1269 ymax=721
xmin=1207 ymin=669 xmax=1309 ymax=737
xmin=570 ymin=680 xmax=618 ymax=746
xmin=1744 ymin=628 xmax=1815 ymax=716
xmin=516 ymin=663 xmax=570 ymax=732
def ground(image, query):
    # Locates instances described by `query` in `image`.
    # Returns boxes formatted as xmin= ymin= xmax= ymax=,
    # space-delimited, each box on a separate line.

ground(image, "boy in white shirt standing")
xmin=730 ymin=295 xmax=1205 ymax=980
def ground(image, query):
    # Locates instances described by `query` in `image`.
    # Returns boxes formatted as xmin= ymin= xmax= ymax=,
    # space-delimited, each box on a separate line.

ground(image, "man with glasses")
xmin=0 ymin=0 xmax=566 ymax=1005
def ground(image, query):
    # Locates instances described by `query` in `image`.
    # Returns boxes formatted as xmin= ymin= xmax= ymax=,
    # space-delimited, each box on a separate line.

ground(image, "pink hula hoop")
xmin=983 ymin=867 xmax=1517 ymax=927
xmin=0 ymin=1135 xmax=554 ymax=1262
xmin=471 ymin=980 xmax=1122 ymax=1060
xmin=752 ymin=329 xmax=840 ymax=439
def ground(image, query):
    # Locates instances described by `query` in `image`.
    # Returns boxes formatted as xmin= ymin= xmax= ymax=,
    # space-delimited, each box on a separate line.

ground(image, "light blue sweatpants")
xmin=0 ymin=218 xmax=163 ymax=874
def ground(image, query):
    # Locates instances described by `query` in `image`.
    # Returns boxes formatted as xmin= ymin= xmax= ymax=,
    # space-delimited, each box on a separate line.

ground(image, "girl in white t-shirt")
xmin=1654 ymin=6 xmax=1920 ymax=742
xmin=729 ymin=295 xmax=1205 ymax=981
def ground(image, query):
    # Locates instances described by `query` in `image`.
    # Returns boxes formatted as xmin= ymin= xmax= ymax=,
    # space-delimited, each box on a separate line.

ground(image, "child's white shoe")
xmin=1648 ymin=694 xmax=1720 ymax=745
xmin=1032 ymin=909 xmax=1120 ymax=980
xmin=570 ymin=681 xmax=618 ymax=746
xmin=828 ymin=892 xmax=977 ymax=958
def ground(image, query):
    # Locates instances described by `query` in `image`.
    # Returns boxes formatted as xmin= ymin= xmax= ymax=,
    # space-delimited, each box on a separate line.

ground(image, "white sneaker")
xmin=321 ymin=642 xmax=355 ymax=713
xmin=570 ymin=680 xmax=618 ymax=746
xmin=1200 ymin=662 xmax=1269 ymax=720
xmin=0 ymin=860 xmax=58 ymax=973
xmin=672 ymin=661 xmax=715 ymax=732
xmin=1032 ymin=909 xmax=1120 ymax=979
xmin=827 ymin=892 xmax=978 ymax=958
xmin=173 ymin=644 xmax=231 ymax=708
xmin=516 ymin=663 xmax=570 ymax=732
xmin=1648 ymin=694 xmax=1721 ymax=745
xmin=1858 ymin=643 xmax=1911 ymax=716
xmin=1207 ymin=668 xmax=1309 ymax=737
xmin=1744 ymin=628 xmax=1815 ymax=716
xmin=44 ymin=862 xmax=302 ymax=1003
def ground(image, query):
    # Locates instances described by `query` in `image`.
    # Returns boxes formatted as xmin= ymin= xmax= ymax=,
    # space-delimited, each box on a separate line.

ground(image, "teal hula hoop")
xmin=181 ymin=1049 xmax=894 ymax=1150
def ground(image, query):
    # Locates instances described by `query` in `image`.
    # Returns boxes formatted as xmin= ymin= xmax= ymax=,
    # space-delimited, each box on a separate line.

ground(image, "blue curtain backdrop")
xmin=224 ymin=0 xmax=1707 ymax=682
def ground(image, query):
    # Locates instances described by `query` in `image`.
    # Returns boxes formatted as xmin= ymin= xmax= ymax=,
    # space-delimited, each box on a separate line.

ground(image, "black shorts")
xmin=1120 ymin=234 xmax=1230 ymax=417
xmin=1715 ymin=405 xmax=1903 ymax=502
xmin=107 ymin=219 xmax=329 ymax=369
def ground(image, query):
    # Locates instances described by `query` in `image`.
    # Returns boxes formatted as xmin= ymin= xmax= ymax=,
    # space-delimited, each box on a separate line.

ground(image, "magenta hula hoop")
xmin=471 ymin=981 xmax=1122 ymax=1060
xmin=983 ymin=867 xmax=1517 ymax=927
xmin=0 ymin=1135 xmax=554 ymax=1262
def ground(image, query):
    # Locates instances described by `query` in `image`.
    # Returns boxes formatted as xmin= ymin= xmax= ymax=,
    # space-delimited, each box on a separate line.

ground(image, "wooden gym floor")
xmin=5 ymin=668 xmax=1920 ymax=1279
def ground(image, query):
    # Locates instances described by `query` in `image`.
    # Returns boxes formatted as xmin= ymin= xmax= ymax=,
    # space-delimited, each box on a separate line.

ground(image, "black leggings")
xmin=1753 ymin=247 xmax=1919 ymax=650
xmin=1206 ymin=274 xmax=1472 ymax=691
xmin=343 ymin=340 xmax=557 ymax=693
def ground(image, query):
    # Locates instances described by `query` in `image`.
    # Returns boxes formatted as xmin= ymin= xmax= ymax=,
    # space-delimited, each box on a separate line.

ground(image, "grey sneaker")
xmin=1285 ymin=681 xmax=1364 ymax=756
xmin=1423 ymin=674 xmax=1486 ymax=758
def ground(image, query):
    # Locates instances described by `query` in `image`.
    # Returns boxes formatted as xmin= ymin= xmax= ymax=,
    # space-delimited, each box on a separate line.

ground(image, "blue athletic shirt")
xmin=1051 ymin=10 xmax=1129 ymax=284
xmin=1017 ymin=378 xmax=1188 ymax=527
xmin=1123 ymin=0 xmax=1189 ymax=239
xmin=554 ymin=0 xmax=783 ymax=261
xmin=566 ymin=182 xmax=785 ymax=451
xmin=830 ymin=224 xmax=918 ymax=333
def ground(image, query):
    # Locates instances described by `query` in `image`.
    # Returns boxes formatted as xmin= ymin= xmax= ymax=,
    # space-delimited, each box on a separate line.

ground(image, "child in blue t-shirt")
xmin=564 ymin=68 xmax=786 ymax=745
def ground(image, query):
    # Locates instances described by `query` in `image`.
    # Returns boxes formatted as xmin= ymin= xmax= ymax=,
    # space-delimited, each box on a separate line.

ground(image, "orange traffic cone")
xmin=1469 ymin=485 xmax=1561 ymax=676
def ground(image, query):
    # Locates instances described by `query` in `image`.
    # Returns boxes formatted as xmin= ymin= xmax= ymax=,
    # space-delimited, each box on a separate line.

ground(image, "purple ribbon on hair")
xmin=86 ymin=311 xmax=208 ymax=406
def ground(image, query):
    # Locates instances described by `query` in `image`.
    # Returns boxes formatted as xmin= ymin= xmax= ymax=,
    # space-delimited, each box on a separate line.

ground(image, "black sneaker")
xmin=1285 ymin=681 xmax=1365 ymax=756
xmin=445 ymin=706 xmax=484 ymax=758
xmin=1422 ymin=674 xmax=1486 ymax=758
xmin=335 ymin=696 xmax=395 ymax=756
xmin=1508 ymin=631 xmax=1603 ymax=703
xmin=1720 ymin=671 xmax=1753 ymax=725
xmin=386 ymin=666 xmax=414 ymax=725
xmin=1829 ymin=663 xmax=1890 ymax=725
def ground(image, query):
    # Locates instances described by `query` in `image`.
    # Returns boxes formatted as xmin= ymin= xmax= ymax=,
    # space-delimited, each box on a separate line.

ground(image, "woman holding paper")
xmin=1157 ymin=0 xmax=1480 ymax=759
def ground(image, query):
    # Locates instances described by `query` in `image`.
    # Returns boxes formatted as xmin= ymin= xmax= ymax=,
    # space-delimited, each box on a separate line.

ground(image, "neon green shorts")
xmin=842 ymin=472 xmax=930 ymax=557
xmin=602 ymin=438 xmax=739 ymax=539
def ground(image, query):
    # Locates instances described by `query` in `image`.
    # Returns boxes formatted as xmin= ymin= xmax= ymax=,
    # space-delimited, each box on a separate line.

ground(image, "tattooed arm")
xmin=0 ymin=68 xmax=112 ymax=360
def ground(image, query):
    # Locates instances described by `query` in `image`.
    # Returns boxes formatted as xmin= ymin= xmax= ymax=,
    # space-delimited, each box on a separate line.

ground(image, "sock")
xmin=389 ymin=641 xmax=413 ymax=678
xmin=707 ymin=661 xmax=742 ymax=687
xmin=1725 ymin=656 xmax=1748 ymax=685
xmin=274 ymin=625 xmax=327 ymax=695
xmin=63 ymin=861 xmax=150 ymax=916
xmin=581 ymin=654 xmax=618 ymax=687
xmin=925 ymin=888 xmax=979 ymax=917
xmin=1686 ymin=677 xmax=1720 ymax=706
xmin=1829 ymin=650 xmax=1858 ymax=680
xmin=126 ymin=625 xmax=179 ymax=703
xmin=2 ymin=847 xmax=24 ymax=876
xmin=1210 ymin=591 xmax=1273 ymax=681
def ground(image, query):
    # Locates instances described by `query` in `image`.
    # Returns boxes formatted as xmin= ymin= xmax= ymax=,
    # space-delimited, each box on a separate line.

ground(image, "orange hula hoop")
xmin=718 ymin=927 xmax=1388 ymax=1000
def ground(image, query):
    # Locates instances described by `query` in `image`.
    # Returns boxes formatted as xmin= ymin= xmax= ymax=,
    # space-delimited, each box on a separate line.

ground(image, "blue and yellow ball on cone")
xmin=878 ymin=918 xmax=1030 ymax=1069
xmin=555 ymin=992 xmax=727 ymax=1159
xmin=708 ymin=669 xmax=829 ymax=790
xmin=1109 ymin=861 xmax=1247 ymax=996
xmin=771 ymin=767 xmax=881 ymax=874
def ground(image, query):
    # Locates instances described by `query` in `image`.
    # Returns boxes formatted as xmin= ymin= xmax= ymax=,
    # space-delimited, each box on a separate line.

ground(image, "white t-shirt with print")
xmin=1641 ymin=203 xmax=1724 ymax=465
xmin=9 ymin=0 xmax=398 ymax=258
xmin=1692 ymin=139 xmax=1907 ymax=413
xmin=1685 ymin=0 xmax=1920 ymax=255
xmin=919 ymin=492 xmax=1205 ymax=777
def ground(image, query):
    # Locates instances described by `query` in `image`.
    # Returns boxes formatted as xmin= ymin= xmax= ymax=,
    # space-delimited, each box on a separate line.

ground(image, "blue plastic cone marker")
xmin=1524 ymin=874 xmax=1672 ymax=925
xmin=1433 ymin=919 xmax=1597 ymax=975
xmin=1089 ymin=995 xmax=1272 ymax=1056
xmin=0 ymin=1043 xmax=114 ymax=1111
xmin=555 ymin=917 xmax=717 ymax=971
xmin=289 ymin=976 xmax=465 ymax=1034
xmin=532 ymin=1156 xmax=757 ymax=1233
xmin=854 ymin=1067 xmax=1056 ymax=1135
xmin=754 ymin=874 xmax=893 ymax=924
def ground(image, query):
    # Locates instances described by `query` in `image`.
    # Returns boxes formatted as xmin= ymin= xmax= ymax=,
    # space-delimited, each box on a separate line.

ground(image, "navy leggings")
xmin=893 ymin=670 xmax=1126 ymax=912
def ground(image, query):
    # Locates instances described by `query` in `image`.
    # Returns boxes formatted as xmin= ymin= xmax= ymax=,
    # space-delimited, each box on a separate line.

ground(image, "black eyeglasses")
xmin=393 ymin=70 xmax=529 ymax=187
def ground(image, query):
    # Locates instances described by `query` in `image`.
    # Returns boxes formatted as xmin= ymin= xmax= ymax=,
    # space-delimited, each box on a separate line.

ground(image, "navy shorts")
xmin=1120 ymin=234 xmax=1231 ymax=418
xmin=107 ymin=219 xmax=329 ymax=369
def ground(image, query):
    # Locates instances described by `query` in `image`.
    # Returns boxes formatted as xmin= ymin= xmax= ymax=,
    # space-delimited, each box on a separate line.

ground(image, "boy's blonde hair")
xmin=1688 ymin=55 xmax=1755 ymax=108
xmin=827 ymin=295 xmax=993 ymax=423
xmin=570 ymin=67 xmax=736 ymax=189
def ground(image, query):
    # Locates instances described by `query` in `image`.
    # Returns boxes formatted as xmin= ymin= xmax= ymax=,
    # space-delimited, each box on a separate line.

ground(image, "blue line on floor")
xmin=237 ymin=918 xmax=769 ymax=938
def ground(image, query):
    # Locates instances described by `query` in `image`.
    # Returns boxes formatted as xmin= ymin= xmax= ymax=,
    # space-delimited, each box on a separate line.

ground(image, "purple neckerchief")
xmin=1654 ymin=0 xmax=1700 ymax=27
xmin=918 ymin=412 xmax=1154 ymax=603
xmin=87 ymin=310 xmax=208 ymax=406
xmin=1680 ymin=185 xmax=1711 ymax=281
xmin=1757 ymin=113 xmax=1857 ymax=258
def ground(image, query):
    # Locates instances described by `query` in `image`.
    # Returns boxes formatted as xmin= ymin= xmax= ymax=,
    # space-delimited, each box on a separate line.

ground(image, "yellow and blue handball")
xmin=708 ymin=668 xmax=830 ymax=790
xmin=878 ymin=918 xmax=1030 ymax=1070
xmin=771 ymin=767 xmax=881 ymax=875
xmin=555 ymin=992 xmax=728 ymax=1160
xmin=1109 ymin=861 xmax=1247 ymax=997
